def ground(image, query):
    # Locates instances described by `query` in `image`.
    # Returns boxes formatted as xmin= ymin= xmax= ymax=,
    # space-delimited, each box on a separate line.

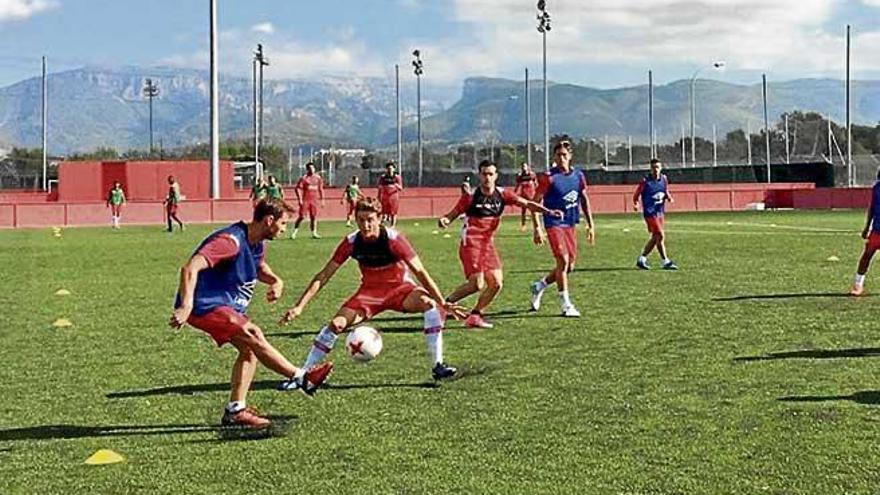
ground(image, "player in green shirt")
xmin=106 ymin=181 xmax=126 ymax=229
xmin=266 ymin=175 xmax=284 ymax=201
xmin=249 ymin=177 xmax=268 ymax=204
xmin=342 ymin=176 xmax=361 ymax=226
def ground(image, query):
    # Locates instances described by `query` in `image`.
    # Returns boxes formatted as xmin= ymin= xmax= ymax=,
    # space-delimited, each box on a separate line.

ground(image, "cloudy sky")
xmin=0 ymin=0 xmax=878 ymax=90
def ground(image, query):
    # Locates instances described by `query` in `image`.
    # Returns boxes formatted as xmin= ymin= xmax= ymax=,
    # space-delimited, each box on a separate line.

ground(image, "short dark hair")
xmin=253 ymin=199 xmax=295 ymax=221
xmin=305 ymin=162 xmax=315 ymax=169
xmin=553 ymin=139 xmax=573 ymax=153
xmin=650 ymin=158 xmax=662 ymax=166
xmin=385 ymin=161 xmax=396 ymax=168
xmin=355 ymin=197 xmax=382 ymax=214
xmin=478 ymin=159 xmax=496 ymax=171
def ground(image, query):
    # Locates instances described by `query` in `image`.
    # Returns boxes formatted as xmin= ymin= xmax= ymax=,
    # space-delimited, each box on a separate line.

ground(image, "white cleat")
xmin=529 ymin=281 xmax=545 ymax=312
xmin=561 ymin=305 xmax=582 ymax=318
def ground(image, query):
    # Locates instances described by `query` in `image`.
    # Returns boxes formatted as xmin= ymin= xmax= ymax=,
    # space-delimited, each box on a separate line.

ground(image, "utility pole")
xmin=254 ymin=44 xmax=269 ymax=179
xmin=846 ymin=24 xmax=853 ymax=186
xmin=41 ymin=56 xmax=47 ymax=191
xmin=763 ymin=74 xmax=771 ymax=183
xmin=396 ymin=64 xmax=402 ymax=170
xmin=525 ymin=67 xmax=531 ymax=166
xmin=209 ymin=0 xmax=220 ymax=199
xmin=648 ymin=69 xmax=654 ymax=158
xmin=143 ymin=78 xmax=159 ymax=155
xmin=537 ymin=0 xmax=551 ymax=170
xmin=412 ymin=50 xmax=424 ymax=186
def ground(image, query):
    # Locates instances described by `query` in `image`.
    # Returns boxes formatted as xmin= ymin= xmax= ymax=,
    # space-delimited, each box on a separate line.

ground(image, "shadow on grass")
xmin=509 ymin=267 xmax=632 ymax=274
xmin=778 ymin=391 xmax=880 ymax=406
xmin=268 ymin=326 xmax=425 ymax=340
xmin=734 ymin=347 xmax=880 ymax=362
xmin=107 ymin=380 xmax=438 ymax=398
xmin=0 ymin=416 xmax=297 ymax=442
xmin=713 ymin=292 xmax=870 ymax=302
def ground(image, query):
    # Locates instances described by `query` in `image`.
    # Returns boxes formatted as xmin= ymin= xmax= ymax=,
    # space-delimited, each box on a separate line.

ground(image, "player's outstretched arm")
xmin=405 ymin=255 xmax=468 ymax=320
xmin=170 ymin=255 xmax=210 ymax=328
xmin=516 ymin=196 xmax=562 ymax=218
xmin=863 ymin=197 xmax=875 ymax=239
xmin=280 ymin=260 xmax=341 ymax=324
xmin=257 ymin=261 xmax=284 ymax=303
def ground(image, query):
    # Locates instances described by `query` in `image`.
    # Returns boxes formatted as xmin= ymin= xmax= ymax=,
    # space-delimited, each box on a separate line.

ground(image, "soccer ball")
xmin=345 ymin=326 xmax=383 ymax=362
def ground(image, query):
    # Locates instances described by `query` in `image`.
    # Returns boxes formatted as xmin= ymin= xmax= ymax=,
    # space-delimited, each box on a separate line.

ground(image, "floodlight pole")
xmin=846 ymin=24 xmax=852 ymax=186
xmin=41 ymin=56 xmax=47 ymax=191
xmin=209 ymin=0 xmax=220 ymax=199
xmin=763 ymin=73 xmax=771 ymax=183
xmin=143 ymin=78 xmax=159 ymax=155
xmin=649 ymin=69 xmax=654 ymax=158
xmin=412 ymin=50 xmax=424 ymax=186
xmin=689 ymin=61 xmax=725 ymax=167
xmin=537 ymin=1 xmax=551 ymax=170
xmin=525 ymin=67 xmax=531 ymax=166
xmin=395 ymin=64 xmax=402 ymax=171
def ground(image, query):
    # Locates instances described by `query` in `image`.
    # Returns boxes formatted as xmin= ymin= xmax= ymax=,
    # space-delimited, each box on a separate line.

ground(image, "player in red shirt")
xmin=513 ymin=162 xmax=538 ymax=232
xmin=291 ymin=162 xmax=325 ymax=239
xmin=280 ymin=197 xmax=466 ymax=383
xmin=438 ymin=160 xmax=562 ymax=329
xmin=377 ymin=162 xmax=404 ymax=226
xmin=169 ymin=200 xmax=332 ymax=429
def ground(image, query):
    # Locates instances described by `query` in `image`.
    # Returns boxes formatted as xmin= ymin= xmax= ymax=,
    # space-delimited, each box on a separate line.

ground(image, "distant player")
xmin=280 ymin=197 xmax=464 ymax=383
xmin=514 ymin=162 xmax=538 ymax=232
xmin=291 ymin=163 xmax=324 ymax=239
xmin=169 ymin=200 xmax=333 ymax=429
xmin=377 ymin=162 xmax=403 ymax=226
xmin=439 ymin=160 xmax=562 ymax=329
xmin=106 ymin=181 xmax=126 ymax=229
xmin=850 ymin=168 xmax=880 ymax=296
xmin=249 ymin=177 xmax=268 ymax=205
xmin=266 ymin=175 xmax=284 ymax=201
xmin=343 ymin=175 xmax=362 ymax=226
xmin=529 ymin=140 xmax=595 ymax=317
xmin=633 ymin=158 xmax=678 ymax=270
xmin=164 ymin=175 xmax=185 ymax=232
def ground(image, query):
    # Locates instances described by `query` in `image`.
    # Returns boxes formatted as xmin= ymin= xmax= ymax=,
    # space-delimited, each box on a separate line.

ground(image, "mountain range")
xmin=1 ymin=66 xmax=878 ymax=154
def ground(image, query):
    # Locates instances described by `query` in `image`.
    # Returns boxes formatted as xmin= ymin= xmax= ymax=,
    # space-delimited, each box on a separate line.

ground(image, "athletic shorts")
xmin=110 ymin=204 xmax=123 ymax=215
xmin=459 ymin=240 xmax=502 ymax=278
xmin=346 ymin=199 xmax=356 ymax=215
xmin=381 ymin=196 xmax=400 ymax=216
xmin=867 ymin=231 xmax=880 ymax=251
xmin=342 ymin=282 xmax=418 ymax=320
xmin=546 ymin=226 xmax=577 ymax=265
xmin=645 ymin=215 xmax=665 ymax=234
xmin=186 ymin=306 xmax=249 ymax=347
xmin=299 ymin=201 xmax=319 ymax=218
xmin=166 ymin=204 xmax=179 ymax=215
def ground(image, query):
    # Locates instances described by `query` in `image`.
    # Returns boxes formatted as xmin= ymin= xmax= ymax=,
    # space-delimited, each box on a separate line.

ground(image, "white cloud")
xmin=251 ymin=22 xmax=274 ymax=35
xmin=0 ymin=0 xmax=56 ymax=22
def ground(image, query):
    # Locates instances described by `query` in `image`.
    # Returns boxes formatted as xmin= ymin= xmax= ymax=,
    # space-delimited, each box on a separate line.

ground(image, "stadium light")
xmin=689 ymin=60 xmax=726 ymax=166
xmin=412 ymin=49 xmax=424 ymax=186
xmin=253 ymin=44 xmax=269 ymax=180
xmin=142 ymin=78 xmax=160 ymax=155
xmin=209 ymin=0 xmax=219 ymax=198
xmin=537 ymin=0 xmax=551 ymax=170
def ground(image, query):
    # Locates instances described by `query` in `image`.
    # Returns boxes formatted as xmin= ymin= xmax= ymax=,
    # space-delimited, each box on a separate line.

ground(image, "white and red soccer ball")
xmin=345 ymin=326 xmax=383 ymax=362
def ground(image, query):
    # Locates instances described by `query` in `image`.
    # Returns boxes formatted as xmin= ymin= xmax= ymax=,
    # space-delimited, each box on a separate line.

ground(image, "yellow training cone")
xmin=413 ymin=222 xmax=420 ymax=227
xmin=55 ymin=289 xmax=71 ymax=296
xmin=85 ymin=449 xmax=125 ymax=465
xmin=52 ymin=318 xmax=73 ymax=328
xmin=826 ymin=256 xmax=840 ymax=262
xmin=443 ymin=233 xmax=452 ymax=239
xmin=431 ymin=230 xmax=439 ymax=235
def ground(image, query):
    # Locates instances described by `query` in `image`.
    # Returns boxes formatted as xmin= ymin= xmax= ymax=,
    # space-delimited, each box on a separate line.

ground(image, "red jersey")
xmin=296 ymin=174 xmax=324 ymax=203
xmin=378 ymin=173 xmax=402 ymax=199
xmin=451 ymin=186 xmax=520 ymax=245
xmin=331 ymin=227 xmax=416 ymax=287
xmin=515 ymin=171 xmax=538 ymax=197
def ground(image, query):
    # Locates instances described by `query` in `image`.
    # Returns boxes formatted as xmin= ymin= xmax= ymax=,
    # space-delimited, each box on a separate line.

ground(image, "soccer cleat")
xmin=464 ymin=313 xmax=494 ymax=329
xmin=345 ymin=220 xmax=352 ymax=227
xmin=529 ymin=281 xmax=545 ymax=311
xmin=278 ymin=362 xmax=334 ymax=396
xmin=221 ymin=407 xmax=271 ymax=429
xmin=636 ymin=258 xmax=650 ymax=270
xmin=561 ymin=305 xmax=582 ymax=318
xmin=290 ymin=229 xmax=298 ymax=240
xmin=431 ymin=362 xmax=458 ymax=380
xmin=662 ymin=261 xmax=679 ymax=270
xmin=850 ymin=284 xmax=865 ymax=296
xmin=311 ymin=232 xmax=321 ymax=239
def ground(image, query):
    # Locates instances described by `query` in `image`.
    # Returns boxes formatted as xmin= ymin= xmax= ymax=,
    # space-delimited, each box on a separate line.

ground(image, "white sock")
xmin=638 ymin=255 xmax=647 ymax=263
xmin=424 ymin=307 xmax=444 ymax=365
xmin=558 ymin=290 xmax=572 ymax=308
xmin=303 ymin=325 xmax=337 ymax=370
xmin=535 ymin=278 xmax=548 ymax=291
xmin=225 ymin=400 xmax=245 ymax=413
xmin=855 ymin=274 xmax=866 ymax=286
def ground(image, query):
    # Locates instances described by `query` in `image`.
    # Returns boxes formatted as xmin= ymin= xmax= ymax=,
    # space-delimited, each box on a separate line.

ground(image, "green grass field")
xmin=2 ymin=210 xmax=879 ymax=494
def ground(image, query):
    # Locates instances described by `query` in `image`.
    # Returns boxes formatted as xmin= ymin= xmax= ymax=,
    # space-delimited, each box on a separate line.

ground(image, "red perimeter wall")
xmin=0 ymin=182 xmax=820 ymax=228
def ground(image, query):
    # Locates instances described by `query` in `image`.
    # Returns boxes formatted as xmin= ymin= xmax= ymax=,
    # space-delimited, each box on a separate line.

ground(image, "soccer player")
xmin=169 ymin=200 xmax=332 ymax=429
xmin=514 ymin=162 xmax=538 ymax=232
xmin=342 ymin=175 xmax=362 ymax=227
xmin=280 ymin=197 xmax=464 ymax=383
xmin=529 ymin=140 xmax=595 ymax=318
xmin=164 ymin=175 xmax=185 ymax=232
xmin=266 ymin=175 xmax=284 ymax=201
xmin=850 ymin=168 xmax=880 ymax=296
xmin=377 ymin=162 xmax=403 ymax=226
xmin=291 ymin=163 xmax=324 ymax=239
xmin=633 ymin=158 xmax=678 ymax=270
xmin=438 ymin=160 xmax=562 ymax=329
xmin=249 ymin=177 xmax=268 ymax=205
xmin=106 ymin=181 xmax=126 ymax=229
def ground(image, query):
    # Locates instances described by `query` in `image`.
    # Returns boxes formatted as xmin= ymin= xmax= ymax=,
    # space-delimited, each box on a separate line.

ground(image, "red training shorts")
xmin=186 ymin=306 xmax=249 ymax=347
xmin=645 ymin=215 xmax=665 ymax=234
xmin=342 ymin=282 xmax=418 ymax=320
xmin=546 ymin=226 xmax=578 ymax=265
xmin=299 ymin=201 xmax=319 ymax=219
xmin=459 ymin=240 xmax=502 ymax=278
xmin=867 ymin=231 xmax=880 ymax=251
xmin=381 ymin=196 xmax=400 ymax=216
xmin=346 ymin=199 xmax=356 ymax=216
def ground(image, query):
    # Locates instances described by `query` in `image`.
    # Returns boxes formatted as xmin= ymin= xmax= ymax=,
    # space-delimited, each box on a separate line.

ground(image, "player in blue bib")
xmin=633 ymin=158 xmax=677 ymax=270
xmin=851 ymin=168 xmax=880 ymax=295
